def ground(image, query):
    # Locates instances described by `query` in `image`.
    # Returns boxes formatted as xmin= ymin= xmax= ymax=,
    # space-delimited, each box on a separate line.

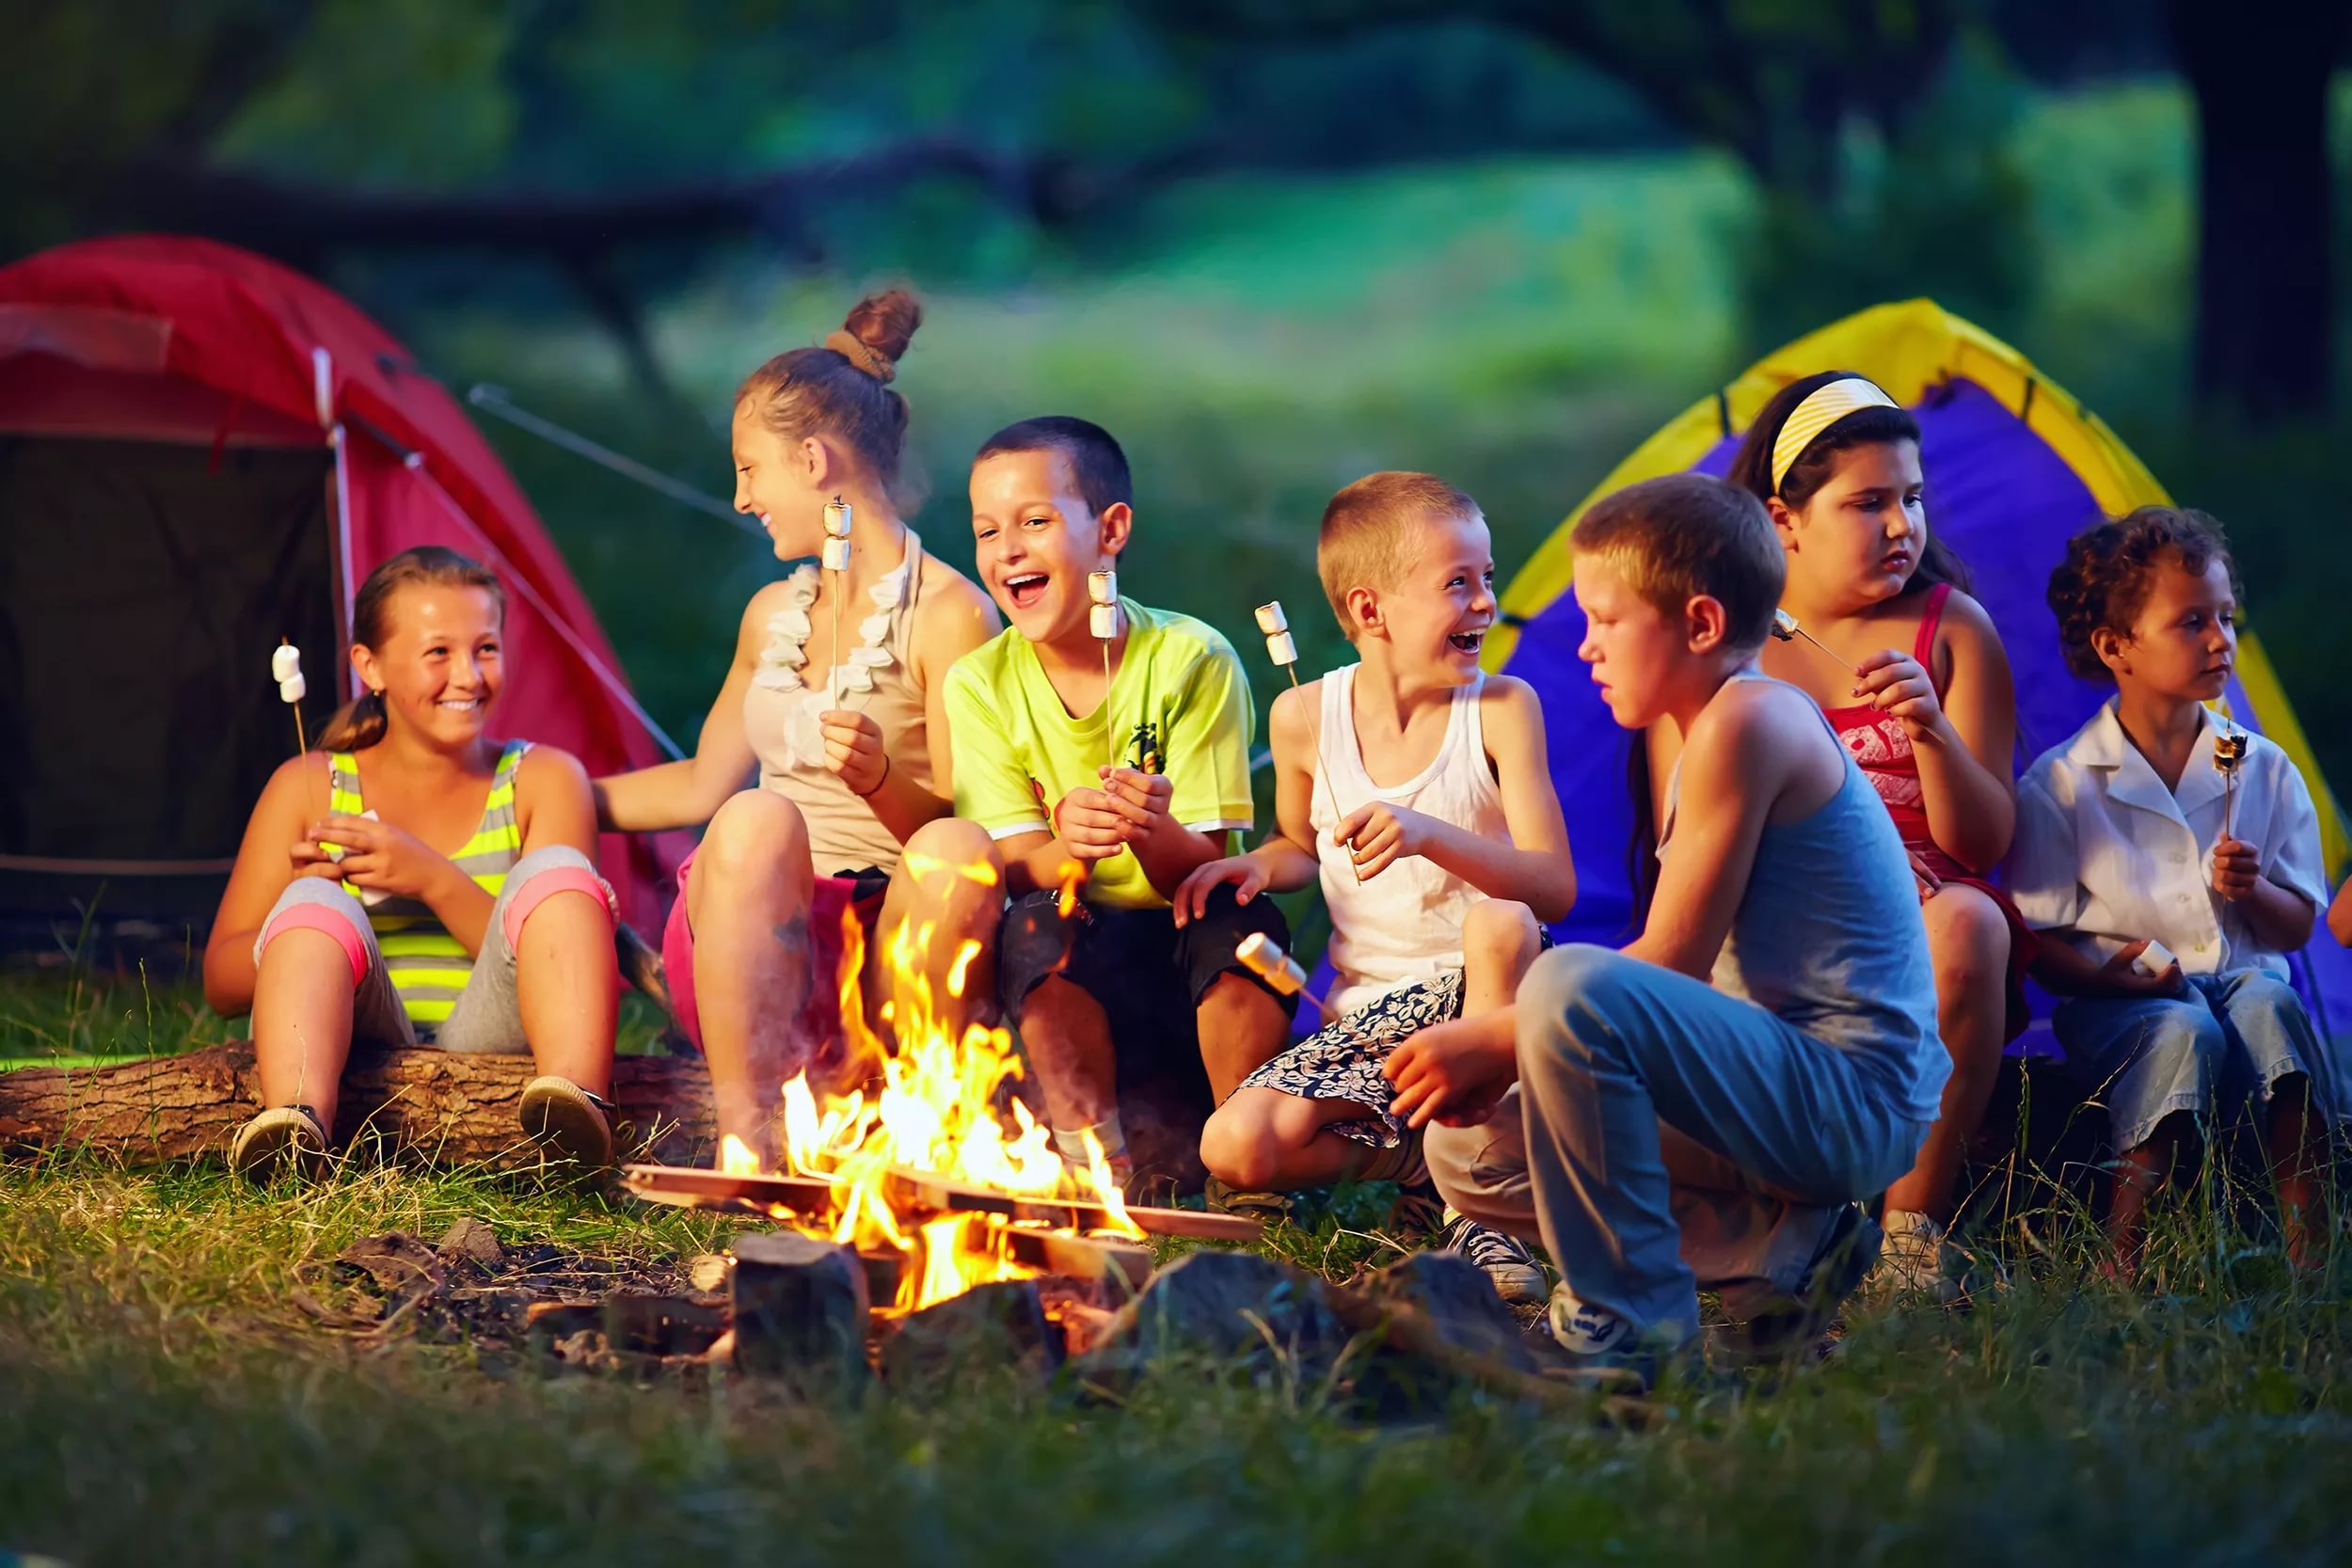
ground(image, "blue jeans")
xmin=2054 ymin=971 xmax=2341 ymax=1152
xmin=1424 ymin=945 xmax=1931 ymax=1343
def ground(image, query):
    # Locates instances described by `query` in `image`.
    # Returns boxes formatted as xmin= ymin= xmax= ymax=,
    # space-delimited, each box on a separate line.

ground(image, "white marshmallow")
xmin=821 ymin=537 xmax=852 ymax=571
xmin=1264 ymin=631 xmax=1297 ymax=667
xmin=1089 ymin=603 xmax=1121 ymax=640
xmin=1088 ymin=570 xmax=1118 ymax=605
xmin=823 ymin=496 xmax=852 ymax=538
xmin=271 ymin=644 xmax=302 ymax=682
xmin=1234 ymin=932 xmax=1305 ymax=996
xmin=2132 ymin=940 xmax=2176 ymax=977
xmin=278 ymin=673 xmax=307 ymax=705
xmin=1771 ymin=609 xmax=1800 ymax=641
xmin=1253 ymin=602 xmax=1287 ymax=635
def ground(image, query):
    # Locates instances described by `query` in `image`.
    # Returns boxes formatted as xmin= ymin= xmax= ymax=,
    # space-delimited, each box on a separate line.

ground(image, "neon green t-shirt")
xmin=944 ymin=599 xmax=1258 ymax=910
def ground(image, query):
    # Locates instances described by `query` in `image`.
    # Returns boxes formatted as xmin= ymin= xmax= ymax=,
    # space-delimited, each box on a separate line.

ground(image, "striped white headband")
xmin=1770 ymin=376 xmax=1900 ymax=492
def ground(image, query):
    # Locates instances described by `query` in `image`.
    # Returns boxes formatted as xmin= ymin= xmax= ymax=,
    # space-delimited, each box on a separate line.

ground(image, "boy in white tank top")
xmin=1176 ymin=472 xmax=1576 ymax=1300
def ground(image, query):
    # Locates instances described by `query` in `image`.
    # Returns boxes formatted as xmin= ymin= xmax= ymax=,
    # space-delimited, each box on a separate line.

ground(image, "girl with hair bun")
xmin=204 ymin=546 xmax=623 ymax=1178
xmin=1714 ymin=369 xmax=2033 ymax=1301
xmin=593 ymin=290 xmax=1000 ymax=1170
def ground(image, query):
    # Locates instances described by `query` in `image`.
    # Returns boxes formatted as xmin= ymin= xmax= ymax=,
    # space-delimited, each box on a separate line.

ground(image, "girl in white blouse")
xmin=2010 ymin=507 xmax=2336 ymax=1273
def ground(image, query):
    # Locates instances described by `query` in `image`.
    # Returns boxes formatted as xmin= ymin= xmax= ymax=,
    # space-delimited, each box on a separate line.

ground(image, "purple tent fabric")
xmin=1500 ymin=378 xmax=2351 ymax=1054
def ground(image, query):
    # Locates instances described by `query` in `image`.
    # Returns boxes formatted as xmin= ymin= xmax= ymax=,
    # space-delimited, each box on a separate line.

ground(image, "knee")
xmin=1514 ymin=943 xmax=1629 ymax=1071
xmin=699 ymin=790 xmax=810 ymax=884
xmin=2229 ymin=975 xmax=2312 ymax=1037
xmin=2143 ymin=1006 xmax=2228 ymax=1083
xmin=502 ymin=848 xmax=617 ymax=949
xmin=1200 ymin=1098 xmax=1286 ymax=1191
xmin=897 ymin=817 xmax=1007 ymax=916
xmin=1462 ymin=899 xmax=1541 ymax=963
xmin=1925 ymin=888 xmax=2009 ymax=996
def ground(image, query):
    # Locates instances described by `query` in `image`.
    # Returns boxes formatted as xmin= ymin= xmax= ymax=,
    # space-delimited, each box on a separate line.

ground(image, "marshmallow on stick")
xmin=1254 ymin=600 xmax=1358 ymax=884
xmin=821 ymin=496 xmax=853 ymax=705
xmin=1089 ymin=569 xmax=1120 ymax=771
xmin=1770 ymin=609 xmax=1851 ymax=676
xmin=1234 ymin=932 xmax=1333 ymax=1018
xmin=2213 ymin=721 xmax=2249 ymax=839
xmin=275 ymin=640 xmax=321 ymax=825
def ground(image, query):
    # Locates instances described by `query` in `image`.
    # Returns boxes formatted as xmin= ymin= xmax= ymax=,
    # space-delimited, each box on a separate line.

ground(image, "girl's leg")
xmin=2106 ymin=1111 xmax=2199 ymax=1277
xmin=2264 ymin=1073 xmax=2327 ymax=1268
xmin=1200 ymin=1085 xmax=1387 ymax=1192
xmin=501 ymin=854 xmax=619 ymax=1099
xmin=1883 ymin=884 xmax=2010 ymax=1222
xmin=251 ymin=927 xmax=359 ymax=1131
xmin=1460 ymin=898 xmax=1542 ymax=1015
xmin=688 ymin=789 xmax=816 ymax=1164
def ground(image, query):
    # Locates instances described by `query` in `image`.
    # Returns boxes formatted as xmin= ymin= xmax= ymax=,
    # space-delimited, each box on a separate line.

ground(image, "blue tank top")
xmin=1663 ymin=674 xmax=1947 ymax=1122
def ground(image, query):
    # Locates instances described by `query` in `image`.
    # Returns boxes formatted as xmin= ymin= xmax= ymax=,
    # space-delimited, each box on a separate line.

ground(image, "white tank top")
xmin=1310 ymin=664 xmax=1512 ymax=1016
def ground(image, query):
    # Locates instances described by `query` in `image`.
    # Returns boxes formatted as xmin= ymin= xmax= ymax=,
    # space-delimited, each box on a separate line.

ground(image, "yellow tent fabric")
xmin=1485 ymin=297 xmax=2348 ymax=875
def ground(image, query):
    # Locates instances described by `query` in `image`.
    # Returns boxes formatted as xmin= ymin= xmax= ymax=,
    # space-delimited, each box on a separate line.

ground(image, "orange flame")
xmin=1054 ymin=858 xmax=1086 ymax=919
xmin=752 ymin=860 xmax=1138 ymax=1312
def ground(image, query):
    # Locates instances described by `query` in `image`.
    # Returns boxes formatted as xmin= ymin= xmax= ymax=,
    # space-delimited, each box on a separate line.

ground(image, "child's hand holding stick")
xmin=1256 ymin=601 xmax=1358 ymax=884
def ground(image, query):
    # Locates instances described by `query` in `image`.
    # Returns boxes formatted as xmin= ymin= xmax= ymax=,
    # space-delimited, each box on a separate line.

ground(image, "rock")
xmin=1070 ymin=1249 xmax=1349 ymax=1386
xmin=436 ymin=1217 xmax=505 ymax=1272
xmin=881 ymin=1279 xmax=1061 ymax=1391
xmin=1363 ymin=1253 xmax=1542 ymax=1374
xmin=333 ymin=1232 xmax=446 ymax=1315
xmin=730 ymin=1230 xmax=870 ymax=1390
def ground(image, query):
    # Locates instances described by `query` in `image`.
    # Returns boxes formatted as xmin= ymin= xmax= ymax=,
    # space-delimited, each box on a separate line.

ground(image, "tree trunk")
xmin=0 ymin=1043 xmax=714 ymax=1168
xmin=2170 ymin=0 xmax=2349 ymax=418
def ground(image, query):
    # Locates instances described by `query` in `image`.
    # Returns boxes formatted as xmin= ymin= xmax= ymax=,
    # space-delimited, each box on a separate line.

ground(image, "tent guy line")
xmin=465 ymin=384 xmax=750 ymax=530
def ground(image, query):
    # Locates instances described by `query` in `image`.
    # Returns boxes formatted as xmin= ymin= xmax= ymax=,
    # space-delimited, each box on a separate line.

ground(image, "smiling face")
xmin=352 ymin=584 xmax=503 ymax=749
xmin=1358 ymin=512 xmax=1496 ymax=685
xmin=732 ymin=402 xmax=824 ymax=561
xmin=2097 ymin=551 xmax=2237 ymax=704
xmin=1775 ymin=439 xmax=1928 ymax=607
xmin=969 ymin=446 xmax=1132 ymax=647
xmin=1574 ymin=555 xmax=1698 ymax=730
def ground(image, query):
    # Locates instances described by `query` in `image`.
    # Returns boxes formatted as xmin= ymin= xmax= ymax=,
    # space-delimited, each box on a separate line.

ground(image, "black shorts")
xmin=996 ymin=883 xmax=1295 ymax=1164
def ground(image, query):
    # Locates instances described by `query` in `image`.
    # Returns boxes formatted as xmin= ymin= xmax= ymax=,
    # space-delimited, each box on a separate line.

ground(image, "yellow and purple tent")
xmin=1486 ymin=299 xmax=2351 ymax=1044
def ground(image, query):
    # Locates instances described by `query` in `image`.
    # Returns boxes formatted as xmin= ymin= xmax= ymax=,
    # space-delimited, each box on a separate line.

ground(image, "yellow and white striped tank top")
xmin=328 ymin=740 xmax=529 ymax=1030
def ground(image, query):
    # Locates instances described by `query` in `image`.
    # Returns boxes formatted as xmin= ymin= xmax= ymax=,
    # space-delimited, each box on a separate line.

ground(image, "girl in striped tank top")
xmin=204 ymin=548 xmax=624 ymax=1179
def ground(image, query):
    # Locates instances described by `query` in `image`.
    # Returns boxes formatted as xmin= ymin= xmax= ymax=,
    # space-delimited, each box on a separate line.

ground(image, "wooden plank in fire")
xmin=619 ymin=1162 xmax=1262 ymax=1243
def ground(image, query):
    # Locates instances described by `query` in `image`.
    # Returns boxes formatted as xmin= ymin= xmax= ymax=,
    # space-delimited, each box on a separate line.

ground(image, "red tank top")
xmin=1819 ymin=581 xmax=1954 ymax=869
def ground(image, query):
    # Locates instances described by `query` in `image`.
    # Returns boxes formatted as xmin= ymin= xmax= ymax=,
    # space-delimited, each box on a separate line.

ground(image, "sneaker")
xmin=518 ymin=1076 xmax=615 ymax=1170
xmin=1540 ymin=1289 xmax=1664 ymax=1394
xmin=229 ymin=1104 xmax=327 ymax=1180
xmin=1714 ymin=1201 xmax=1882 ymax=1365
xmin=1867 ymin=1209 xmax=1966 ymax=1306
xmin=1438 ymin=1210 xmax=1549 ymax=1306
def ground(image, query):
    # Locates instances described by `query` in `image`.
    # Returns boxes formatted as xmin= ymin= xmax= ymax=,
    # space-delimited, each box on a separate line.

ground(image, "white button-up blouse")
xmin=2009 ymin=700 xmax=2328 ymax=982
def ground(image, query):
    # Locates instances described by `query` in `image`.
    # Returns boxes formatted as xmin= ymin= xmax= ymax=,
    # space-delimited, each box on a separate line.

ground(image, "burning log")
xmin=0 ymin=1041 xmax=715 ymax=1166
xmin=880 ymin=1278 xmax=1063 ymax=1389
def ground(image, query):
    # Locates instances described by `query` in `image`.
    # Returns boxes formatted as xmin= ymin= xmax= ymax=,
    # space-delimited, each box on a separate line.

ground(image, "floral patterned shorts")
xmin=1237 ymin=969 xmax=1472 ymax=1149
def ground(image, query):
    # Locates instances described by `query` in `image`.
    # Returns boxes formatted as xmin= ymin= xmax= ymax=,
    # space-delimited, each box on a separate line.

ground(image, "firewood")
xmin=730 ymin=1230 xmax=871 ymax=1389
xmin=0 ymin=1041 xmax=714 ymax=1167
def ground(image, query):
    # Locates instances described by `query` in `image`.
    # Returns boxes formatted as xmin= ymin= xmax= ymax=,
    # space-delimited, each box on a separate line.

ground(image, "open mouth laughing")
xmin=1003 ymin=572 xmax=1051 ymax=610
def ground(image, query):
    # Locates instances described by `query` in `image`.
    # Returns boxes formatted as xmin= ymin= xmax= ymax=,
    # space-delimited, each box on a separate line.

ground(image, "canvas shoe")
xmin=1438 ymin=1209 xmax=1549 ymax=1306
xmin=1539 ymin=1289 xmax=1673 ymax=1394
xmin=518 ymin=1076 xmax=615 ymax=1171
xmin=228 ymin=1104 xmax=328 ymax=1181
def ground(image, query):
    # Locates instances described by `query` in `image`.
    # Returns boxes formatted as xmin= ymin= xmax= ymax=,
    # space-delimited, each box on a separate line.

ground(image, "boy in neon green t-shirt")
xmin=896 ymin=416 xmax=1295 ymax=1184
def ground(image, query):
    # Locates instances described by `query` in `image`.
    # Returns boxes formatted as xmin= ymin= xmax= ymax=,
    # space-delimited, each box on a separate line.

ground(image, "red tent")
xmin=0 ymin=235 xmax=683 ymax=935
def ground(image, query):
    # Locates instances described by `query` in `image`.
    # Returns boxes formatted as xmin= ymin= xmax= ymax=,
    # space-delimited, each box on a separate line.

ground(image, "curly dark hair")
xmin=2046 ymin=506 xmax=2238 ymax=683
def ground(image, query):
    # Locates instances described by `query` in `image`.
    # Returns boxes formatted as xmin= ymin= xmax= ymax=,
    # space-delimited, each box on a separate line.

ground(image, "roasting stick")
xmin=1234 ymin=932 xmax=1334 ymax=1020
xmin=1255 ymin=601 xmax=1359 ymax=884
xmin=821 ymin=495 xmax=853 ymax=706
xmin=1769 ymin=608 xmax=1852 ymax=678
xmin=2214 ymin=721 xmax=2249 ymax=840
xmin=1088 ymin=570 xmax=1127 ymax=861
xmin=274 ymin=640 xmax=321 ymax=827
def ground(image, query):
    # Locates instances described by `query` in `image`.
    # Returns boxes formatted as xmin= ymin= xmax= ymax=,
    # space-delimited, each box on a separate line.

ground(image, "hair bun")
xmin=828 ymin=288 xmax=922 ymax=383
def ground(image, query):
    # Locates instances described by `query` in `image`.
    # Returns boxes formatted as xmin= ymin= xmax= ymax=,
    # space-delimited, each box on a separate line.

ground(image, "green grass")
xmin=2 ymin=1142 xmax=2346 ymax=1567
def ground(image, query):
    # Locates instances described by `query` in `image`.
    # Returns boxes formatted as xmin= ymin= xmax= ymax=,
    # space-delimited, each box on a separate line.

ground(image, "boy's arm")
xmin=1361 ymin=676 xmax=1573 ymax=921
xmin=2008 ymin=768 xmax=2178 ymax=997
xmin=594 ymin=589 xmax=765 ymax=832
xmin=1119 ymin=640 xmax=1259 ymax=901
xmin=2330 ymin=879 xmax=2352 ymax=949
xmin=1619 ymin=688 xmax=1790 ymax=979
xmin=942 ymin=663 xmax=1067 ymax=897
xmin=1172 ymin=684 xmax=1320 ymax=923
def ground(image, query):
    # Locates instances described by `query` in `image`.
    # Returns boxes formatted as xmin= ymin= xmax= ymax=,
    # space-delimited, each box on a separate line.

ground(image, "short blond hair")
xmin=1317 ymin=471 xmax=1481 ymax=636
xmin=1570 ymin=474 xmax=1784 ymax=652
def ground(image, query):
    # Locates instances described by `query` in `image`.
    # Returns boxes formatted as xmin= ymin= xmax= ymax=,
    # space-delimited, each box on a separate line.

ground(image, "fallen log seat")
xmin=0 ymin=1042 xmax=715 ymax=1167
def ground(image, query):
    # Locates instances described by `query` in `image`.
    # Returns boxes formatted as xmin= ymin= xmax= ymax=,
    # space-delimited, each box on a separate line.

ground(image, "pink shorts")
xmin=660 ymin=848 xmax=877 ymax=1053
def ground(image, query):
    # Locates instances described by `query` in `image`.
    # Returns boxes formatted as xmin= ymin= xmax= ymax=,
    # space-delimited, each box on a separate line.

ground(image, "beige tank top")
xmin=741 ymin=530 xmax=935 ymax=874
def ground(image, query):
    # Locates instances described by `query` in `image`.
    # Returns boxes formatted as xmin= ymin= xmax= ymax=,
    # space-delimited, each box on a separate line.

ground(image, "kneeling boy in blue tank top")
xmin=1385 ymin=473 xmax=1947 ymax=1386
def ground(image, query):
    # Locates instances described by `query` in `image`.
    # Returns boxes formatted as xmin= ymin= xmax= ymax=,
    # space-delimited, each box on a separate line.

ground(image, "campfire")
xmin=625 ymin=860 xmax=1256 ymax=1325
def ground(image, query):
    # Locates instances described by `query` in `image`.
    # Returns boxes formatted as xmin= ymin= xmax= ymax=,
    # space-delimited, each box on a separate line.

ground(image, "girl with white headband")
xmin=1708 ymin=369 xmax=2032 ymax=1303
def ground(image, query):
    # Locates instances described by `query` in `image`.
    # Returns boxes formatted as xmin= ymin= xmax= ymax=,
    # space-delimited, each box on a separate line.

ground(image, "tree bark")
xmin=0 ymin=1043 xmax=714 ymax=1168
xmin=2170 ymin=0 xmax=2349 ymax=417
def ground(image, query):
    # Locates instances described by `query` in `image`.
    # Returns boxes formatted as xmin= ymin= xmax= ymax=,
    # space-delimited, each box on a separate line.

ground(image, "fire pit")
xmin=622 ymin=899 xmax=1258 ymax=1330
